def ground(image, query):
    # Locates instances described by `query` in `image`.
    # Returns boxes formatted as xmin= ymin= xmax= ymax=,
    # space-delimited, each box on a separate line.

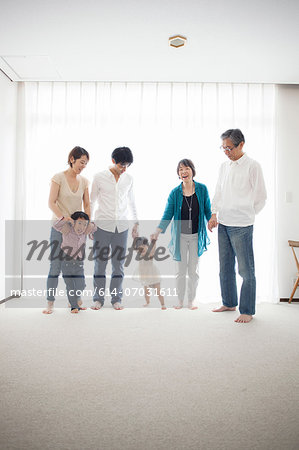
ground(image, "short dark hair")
xmin=220 ymin=129 xmax=245 ymax=146
xmin=133 ymin=236 xmax=149 ymax=250
xmin=177 ymin=159 xmax=196 ymax=178
xmin=111 ymin=147 xmax=133 ymax=165
xmin=71 ymin=211 xmax=89 ymax=222
xmin=68 ymin=146 xmax=89 ymax=167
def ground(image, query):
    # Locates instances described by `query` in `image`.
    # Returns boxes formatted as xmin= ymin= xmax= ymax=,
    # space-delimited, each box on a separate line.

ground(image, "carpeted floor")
xmin=1 ymin=303 xmax=299 ymax=450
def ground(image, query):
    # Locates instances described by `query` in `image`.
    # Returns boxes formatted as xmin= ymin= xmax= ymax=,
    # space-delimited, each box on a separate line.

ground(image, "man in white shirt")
xmin=90 ymin=147 xmax=138 ymax=310
xmin=208 ymin=129 xmax=267 ymax=323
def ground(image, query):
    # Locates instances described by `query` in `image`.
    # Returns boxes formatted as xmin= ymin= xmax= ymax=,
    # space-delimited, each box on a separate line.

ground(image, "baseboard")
xmin=280 ymin=298 xmax=299 ymax=302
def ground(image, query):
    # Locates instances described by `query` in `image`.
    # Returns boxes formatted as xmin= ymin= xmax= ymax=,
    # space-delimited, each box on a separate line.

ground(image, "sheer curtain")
xmin=21 ymin=81 xmax=277 ymax=303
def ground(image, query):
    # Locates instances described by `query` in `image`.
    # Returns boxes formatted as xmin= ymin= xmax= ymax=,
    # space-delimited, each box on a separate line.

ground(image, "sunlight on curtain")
xmin=22 ymin=81 xmax=277 ymax=303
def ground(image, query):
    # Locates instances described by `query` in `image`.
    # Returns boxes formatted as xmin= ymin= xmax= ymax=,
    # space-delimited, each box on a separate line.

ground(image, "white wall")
xmin=276 ymin=85 xmax=299 ymax=299
xmin=0 ymin=71 xmax=18 ymax=299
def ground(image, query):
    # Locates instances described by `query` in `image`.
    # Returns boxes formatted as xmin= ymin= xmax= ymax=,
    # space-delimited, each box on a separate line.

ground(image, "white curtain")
xmin=21 ymin=81 xmax=277 ymax=303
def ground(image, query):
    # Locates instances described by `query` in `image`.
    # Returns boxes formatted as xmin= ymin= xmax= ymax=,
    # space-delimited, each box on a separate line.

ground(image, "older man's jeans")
xmin=218 ymin=224 xmax=256 ymax=315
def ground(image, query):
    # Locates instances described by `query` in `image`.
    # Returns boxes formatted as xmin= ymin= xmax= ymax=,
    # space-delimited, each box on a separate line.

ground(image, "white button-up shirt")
xmin=90 ymin=168 xmax=138 ymax=232
xmin=211 ymin=153 xmax=267 ymax=226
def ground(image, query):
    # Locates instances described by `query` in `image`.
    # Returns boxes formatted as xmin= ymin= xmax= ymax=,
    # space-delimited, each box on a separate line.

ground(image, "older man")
xmin=208 ymin=129 xmax=266 ymax=323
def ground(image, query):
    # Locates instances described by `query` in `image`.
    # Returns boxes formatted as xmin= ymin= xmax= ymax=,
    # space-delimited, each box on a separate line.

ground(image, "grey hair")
xmin=220 ymin=129 xmax=245 ymax=146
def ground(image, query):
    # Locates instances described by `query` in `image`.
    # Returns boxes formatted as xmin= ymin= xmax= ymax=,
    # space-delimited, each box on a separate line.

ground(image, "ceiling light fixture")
xmin=169 ymin=35 xmax=187 ymax=48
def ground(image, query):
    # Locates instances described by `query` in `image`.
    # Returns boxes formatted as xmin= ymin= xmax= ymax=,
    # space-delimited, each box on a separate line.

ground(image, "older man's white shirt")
xmin=211 ymin=153 xmax=267 ymax=227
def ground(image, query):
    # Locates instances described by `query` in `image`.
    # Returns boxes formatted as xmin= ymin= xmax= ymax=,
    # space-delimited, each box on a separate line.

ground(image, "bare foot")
xmin=234 ymin=314 xmax=253 ymax=323
xmin=113 ymin=302 xmax=124 ymax=310
xmin=42 ymin=301 xmax=54 ymax=314
xmin=188 ymin=302 xmax=198 ymax=310
xmin=143 ymin=303 xmax=150 ymax=307
xmin=161 ymin=305 xmax=167 ymax=310
xmin=71 ymin=308 xmax=79 ymax=314
xmin=91 ymin=301 xmax=103 ymax=310
xmin=212 ymin=305 xmax=236 ymax=312
xmin=77 ymin=300 xmax=86 ymax=310
xmin=68 ymin=300 xmax=83 ymax=308
xmin=174 ymin=300 xmax=183 ymax=309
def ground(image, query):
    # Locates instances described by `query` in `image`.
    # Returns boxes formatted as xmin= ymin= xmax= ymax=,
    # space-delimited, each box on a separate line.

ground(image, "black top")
xmin=181 ymin=193 xmax=199 ymax=234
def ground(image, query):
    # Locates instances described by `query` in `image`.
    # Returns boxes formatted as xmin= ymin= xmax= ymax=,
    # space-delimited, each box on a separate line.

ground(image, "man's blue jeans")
xmin=218 ymin=224 xmax=256 ymax=315
xmin=93 ymin=227 xmax=128 ymax=305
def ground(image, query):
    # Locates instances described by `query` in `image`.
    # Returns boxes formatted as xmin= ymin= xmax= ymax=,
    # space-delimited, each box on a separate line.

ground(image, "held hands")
xmin=61 ymin=216 xmax=74 ymax=234
xmin=86 ymin=222 xmax=96 ymax=239
xmin=132 ymin=223 xmax=139 ymax=239
xmin=64 ymin=216 xmax=74 ymax=226
xmin=150 ymin=229 xmax=161 ymax=242
xmin=208 ymin=214 xmax=218 ymax=232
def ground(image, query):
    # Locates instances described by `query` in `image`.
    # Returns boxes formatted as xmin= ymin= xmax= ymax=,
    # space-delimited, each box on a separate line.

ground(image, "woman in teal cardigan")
xmin=151 ymin=159 xmax=211 ymax=309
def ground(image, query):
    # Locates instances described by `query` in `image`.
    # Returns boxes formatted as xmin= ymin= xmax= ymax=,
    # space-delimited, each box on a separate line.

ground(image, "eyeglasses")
xmin=219 ymin=145 xmax=236 ymax=152
xmin=117 ymin=163 xmax=130 ymax=168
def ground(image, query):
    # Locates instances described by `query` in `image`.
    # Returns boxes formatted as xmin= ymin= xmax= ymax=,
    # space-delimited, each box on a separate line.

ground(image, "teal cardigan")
xmin=158 ymin=181 xmax=212 ymax=261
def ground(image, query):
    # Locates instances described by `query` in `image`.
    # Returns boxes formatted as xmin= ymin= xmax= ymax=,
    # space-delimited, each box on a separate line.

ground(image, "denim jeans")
xmin=46 ymin=227 xmax=63 ymax=301
xmin=176 ymin=233 xmax=199 ymax=302
xmin=218 ymin=224 xmax=256 ymax=315
xmin=93 ymin=227 xmax=128 ymax=305
xmin=61 ymin=259 xmax=85 ymax=309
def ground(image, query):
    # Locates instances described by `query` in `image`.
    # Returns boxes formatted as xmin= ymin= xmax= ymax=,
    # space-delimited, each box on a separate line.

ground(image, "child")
xmin=133 ymin=237 xmax=166 ymax=310
xmin=52 ymin=211 xmax=96 ymax=314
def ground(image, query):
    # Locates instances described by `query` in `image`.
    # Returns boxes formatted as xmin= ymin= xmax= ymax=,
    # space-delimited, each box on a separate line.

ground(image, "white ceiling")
xmin=1 ymin=0 xmax=299 ymax=83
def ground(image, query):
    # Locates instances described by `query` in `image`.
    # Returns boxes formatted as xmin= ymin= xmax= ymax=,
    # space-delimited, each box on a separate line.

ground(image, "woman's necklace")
xmin=184 ymin=194 xmax=193 ymax=229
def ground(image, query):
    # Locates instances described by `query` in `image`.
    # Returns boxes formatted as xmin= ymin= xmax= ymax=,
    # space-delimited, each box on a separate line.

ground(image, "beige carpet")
xmin=0 ymin=303 xmax=299 ymax=450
